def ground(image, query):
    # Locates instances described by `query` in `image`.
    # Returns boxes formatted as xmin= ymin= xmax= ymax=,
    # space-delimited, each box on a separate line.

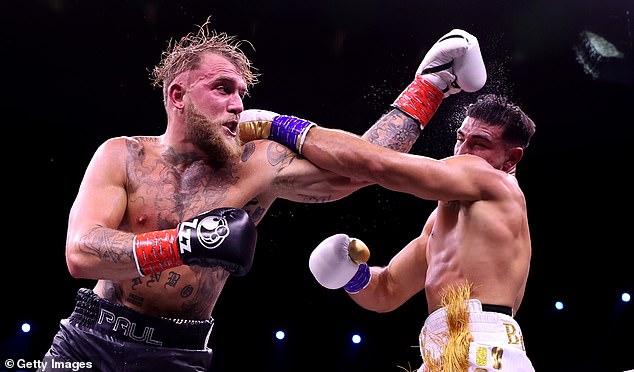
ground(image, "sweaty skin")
xmin=65 ymin=53 xmax=422 ymax=319
xmin=299 ymin=118 xmax=531 ymax=315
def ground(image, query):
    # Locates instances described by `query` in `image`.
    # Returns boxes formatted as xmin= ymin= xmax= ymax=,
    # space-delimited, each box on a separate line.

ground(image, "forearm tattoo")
xmin=80 ymin=226 xmax=134 ymax=264
xmin=362 ymin=109 xmax=420 ymax=152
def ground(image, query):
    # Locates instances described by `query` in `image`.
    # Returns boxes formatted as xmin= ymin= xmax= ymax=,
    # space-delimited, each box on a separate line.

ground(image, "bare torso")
xmin=423 ymin=176 xmax=531 ymax=315
xmin=93 ymin=136 xmax=279 ymax=320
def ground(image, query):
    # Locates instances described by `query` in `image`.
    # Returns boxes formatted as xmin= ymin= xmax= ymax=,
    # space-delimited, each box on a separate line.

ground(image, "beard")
xmin=184 ymin=102 xmax=242 ymax=168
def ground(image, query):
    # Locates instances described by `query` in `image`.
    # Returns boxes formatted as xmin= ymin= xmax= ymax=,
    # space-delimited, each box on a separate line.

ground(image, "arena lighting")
xmin=621 ymin=292 xmax=631 ymax=303
xmin=555 ymin=301 xmax=564 ymax=310
xmin=21 ymin=322 xmax=31 ymax=333
xmin=275 ymin=330 xmax=285 ymax=340
xmin=351 ymin=334 xmax=362 ymax=344
xmin=573 ymin=29 xmax=633 ymax=85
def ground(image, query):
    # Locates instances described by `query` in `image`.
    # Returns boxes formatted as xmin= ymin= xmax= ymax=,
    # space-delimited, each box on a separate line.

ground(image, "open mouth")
xmin=223 ymin=120 xmax=238 ymax=136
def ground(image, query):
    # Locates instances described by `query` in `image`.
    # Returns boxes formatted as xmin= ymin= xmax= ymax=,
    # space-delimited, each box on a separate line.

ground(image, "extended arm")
xmin=302 ymin=127 xmax=500 ymax=202
xmin=238 ymin=29 xmax=487 ymax=202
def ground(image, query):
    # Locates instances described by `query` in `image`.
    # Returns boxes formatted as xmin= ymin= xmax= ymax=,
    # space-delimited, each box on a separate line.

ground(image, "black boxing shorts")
xmin=38 ymin=288 xmax=214 ymax=372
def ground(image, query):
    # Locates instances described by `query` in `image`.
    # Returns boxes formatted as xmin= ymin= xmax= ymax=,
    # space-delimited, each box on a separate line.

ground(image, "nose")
xmin=227 ymin=93 xmax=244 ymax=115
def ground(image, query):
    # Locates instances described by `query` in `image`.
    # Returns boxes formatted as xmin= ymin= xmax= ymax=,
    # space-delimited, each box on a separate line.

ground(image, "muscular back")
xmin=423 ymin=174 xmax=531 ymax=315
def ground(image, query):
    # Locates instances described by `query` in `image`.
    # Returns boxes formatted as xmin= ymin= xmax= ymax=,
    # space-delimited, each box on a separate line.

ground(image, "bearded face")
xmin=184 ymin=102 xmax=242 ymax=168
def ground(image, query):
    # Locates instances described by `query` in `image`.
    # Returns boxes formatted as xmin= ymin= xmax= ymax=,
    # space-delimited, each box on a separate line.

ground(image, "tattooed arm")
xmin=245 ymin=109 xmax=423 ymax=204
xmin=65 ymin=136 xmax=140 ymax=280
xmin=361 ymin=109 xmax=421 ymax=152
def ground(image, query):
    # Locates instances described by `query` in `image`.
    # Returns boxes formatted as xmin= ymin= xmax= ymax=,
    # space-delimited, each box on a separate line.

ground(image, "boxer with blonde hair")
xmin=38 ymin=16 xmax=486 ymax=371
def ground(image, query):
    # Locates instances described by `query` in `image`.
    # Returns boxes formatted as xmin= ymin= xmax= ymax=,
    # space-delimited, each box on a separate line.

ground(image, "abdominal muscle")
xmin=94 ymin=265 xmax=229 ymax=320
xmin=424 ymin=239 xmax=525 ymax=315
xmin=423 ymin=203 xmax=526 ymax=314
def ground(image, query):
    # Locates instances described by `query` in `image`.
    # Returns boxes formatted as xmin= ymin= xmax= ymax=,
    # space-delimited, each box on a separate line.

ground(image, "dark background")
xmin=2 ymin=1 xmax=633 ymax=371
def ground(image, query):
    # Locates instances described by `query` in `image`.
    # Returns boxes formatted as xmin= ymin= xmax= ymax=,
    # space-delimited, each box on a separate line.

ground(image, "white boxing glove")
xmin=309 ymin=233 xmax=371 ymax=294
xmin=238 ymin=108 xmax=316 ymax=154
xmin=393 ymin=29 xmax=487 ymax=129
xmin=418 ymin=29 xmax=487 ymax=96
xmin=239 ymin=108 xmax=279 ymax=124
xmin=238 ymin=108 xmax=279 ymax=143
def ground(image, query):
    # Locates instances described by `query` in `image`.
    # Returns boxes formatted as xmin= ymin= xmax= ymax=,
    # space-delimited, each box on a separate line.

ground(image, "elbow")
xmin=65 ymin=239 xmax=93 ymax=279
xmin=66 ymin=250 xmax=85 ymax=279
xmin=67 ymin=264 xmax=88 ymax=280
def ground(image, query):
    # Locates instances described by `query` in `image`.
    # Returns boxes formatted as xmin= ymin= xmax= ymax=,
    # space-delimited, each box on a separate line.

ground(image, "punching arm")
xmin=238 ymin=109 xmax=316 ymax=154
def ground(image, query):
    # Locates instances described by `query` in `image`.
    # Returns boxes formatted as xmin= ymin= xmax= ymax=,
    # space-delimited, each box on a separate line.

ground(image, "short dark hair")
xmin=466 ymin=94 xmax=536 ymax=148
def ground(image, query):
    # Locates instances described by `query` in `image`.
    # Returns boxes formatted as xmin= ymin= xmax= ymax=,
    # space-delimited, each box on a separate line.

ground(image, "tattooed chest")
xmin=126 ymin=163 xmax=240 ymax=229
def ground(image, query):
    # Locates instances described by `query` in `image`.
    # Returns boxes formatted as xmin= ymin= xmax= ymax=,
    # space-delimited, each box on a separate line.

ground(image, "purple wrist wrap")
xmin=344 ymin=263 xmax=371 ymax=294
xmin=270 ymin=115 xmax=315 ymax=154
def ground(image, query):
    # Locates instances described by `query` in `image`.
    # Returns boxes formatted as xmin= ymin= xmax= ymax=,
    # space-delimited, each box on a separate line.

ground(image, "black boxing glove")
xmin=133 ymin=207 xmax=257 ymax=276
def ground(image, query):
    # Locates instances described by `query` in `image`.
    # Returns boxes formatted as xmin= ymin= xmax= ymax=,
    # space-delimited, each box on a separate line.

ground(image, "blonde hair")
xmin=150 ymin=16 xmax=259 ymax=104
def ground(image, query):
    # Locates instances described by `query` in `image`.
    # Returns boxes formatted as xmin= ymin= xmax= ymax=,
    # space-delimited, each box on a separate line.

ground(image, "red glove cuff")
xmin=133 ymin=229 xmax=183 ymax=276
xmin=392 ymin=75 xmax=444 ymax=129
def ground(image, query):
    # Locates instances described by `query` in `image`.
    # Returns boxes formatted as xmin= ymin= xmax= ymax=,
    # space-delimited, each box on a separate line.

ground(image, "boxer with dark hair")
xmin=250 ymin=93 xmax=536 ymax=371
xmin=38 ymin=17 xmax=486 ymax=371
